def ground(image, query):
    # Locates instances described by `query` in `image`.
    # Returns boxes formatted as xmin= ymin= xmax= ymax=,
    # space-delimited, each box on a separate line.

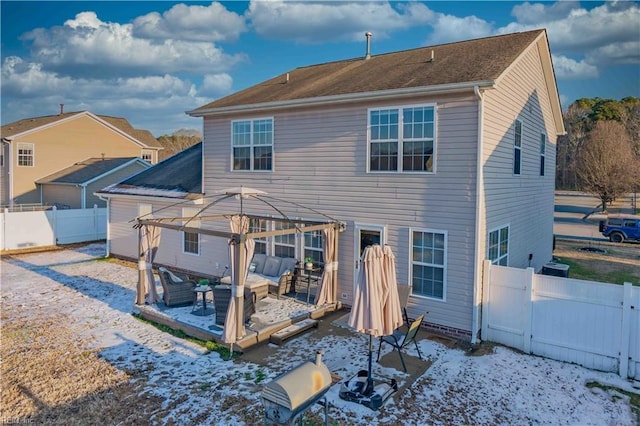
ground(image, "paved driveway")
xmin=554 ymin=191 xmax=636 ymax=241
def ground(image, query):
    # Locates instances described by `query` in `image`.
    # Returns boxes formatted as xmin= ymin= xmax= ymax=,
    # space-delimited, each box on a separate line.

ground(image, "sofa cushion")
xmin=262 ymin=256 xmax=282 ymax=277
xmin=251 ymin=253 xmax=267 ymax=274
xmin=278 ymin=257 xmax=298 ymax=277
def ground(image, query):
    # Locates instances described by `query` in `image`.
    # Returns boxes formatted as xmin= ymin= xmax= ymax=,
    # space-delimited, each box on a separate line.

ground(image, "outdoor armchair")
xmin=376 ymin=312 xmax=426 ymax=372
xmin=158 ymin=267 xmax=197 ymax=307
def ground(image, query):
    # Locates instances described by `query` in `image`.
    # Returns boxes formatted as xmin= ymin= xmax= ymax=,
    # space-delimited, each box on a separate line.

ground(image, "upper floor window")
xmin=513 ymin=119 xmax=522 ymax=175
xmin=369 ymin=105 xmax=435 ymax=173
xmin=410 ymin=229 xmax=446 ymax=300
xmin=17 ymin=143 xmax=34 ymax=167
xmin=141 ymin=150 xmax=154 ymax=163
xmin=539 ymin=134 xmax=546 ymax=176
xmin=232 ymin=118 xmax=273 ymax=171
xmin=487 ymin=225 xmax=509 ymax=266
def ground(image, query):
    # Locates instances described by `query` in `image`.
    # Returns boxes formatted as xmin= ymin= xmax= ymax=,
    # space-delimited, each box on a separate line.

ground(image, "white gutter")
xmin=187 ymin=80 xmax=495 ymax=117
xmin=471 ymin=85 xmax=486 ymax=345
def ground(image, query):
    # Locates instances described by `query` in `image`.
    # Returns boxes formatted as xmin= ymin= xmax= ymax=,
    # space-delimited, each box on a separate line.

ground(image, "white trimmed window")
xmin=513 ymin=119 xmax=522 ymax=175
xmin=138 ymin=203 xmax=152 ymax=219
xmin=539 ymin=134 xmax=546 ymax=176
xmin=410 ymin=229 xmax=446 ymax=300
xmin=303 ymin=230 xmax=323 ymax=264
xmin=250 ymin=218 xmax=268 ymax=255
xmin=182 ymin=208 xmax=200 ymax=255
xmin=231 ymin=118 xmax=273 ymax=171
xmin=273 ymin=220 xmax=296 ymax=258
xmin=487 ymin=225 xmax=509 ymax=266
xmin=17 ymin=143 xmax=34 ymax=167
xmin=369 ymin=104 xmax=435 ymax=173
xmin=141 ymin=150 xmax=154 ymax=163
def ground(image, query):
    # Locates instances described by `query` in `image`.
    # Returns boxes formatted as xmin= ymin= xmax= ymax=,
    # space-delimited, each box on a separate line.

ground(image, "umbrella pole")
xmin=367 ymin=334 xmax=374 ymax=395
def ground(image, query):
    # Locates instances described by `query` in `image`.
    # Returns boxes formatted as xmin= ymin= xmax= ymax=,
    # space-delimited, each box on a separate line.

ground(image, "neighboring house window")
xmin=369 ymin=105 xmax=435 ymax=173
xmin=231 ymin=118 xmax=273 ymax=171
xmin=513 ymin=119 xmax=522 ymax=175
xmin=539 ymin=134 xmax=546 ymax=176
xmin=273 ymin=220 xmax=296 ymax=258
xmin=487 ymin=226 xmax=509 ymax=266
xmin=141 ymin=150 xmax=153 ymax=163
xmin=182 ymin=208 xmax=200 ymax=255
xmin=411 ymin=229 xmax=446 ymax=300
xmin=303 ymin=230 xmax=323 ymax=264
xmin=250 ymin=218 xmax=268 ymax=255
xmin=17 ymin=143 xmax=34 ymax=167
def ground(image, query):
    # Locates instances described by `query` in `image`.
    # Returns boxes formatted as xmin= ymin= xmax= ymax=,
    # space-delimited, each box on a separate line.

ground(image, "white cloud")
xmin=551 ymin=54 xmax=599 ymax=79
xmin=22 ymin=11 xmax=247 ymax=77
xmin=0 ymin=56 xmax=212 ymax=136
xmin=132 ymin=2 xmax=247 ymax=42
xmin=499 ymin=2 xmax=640 ymax=59
xmin=247 ymin=0 xmax=431 ymax=43
xmin=511 ymin=1 xmax=580 ymax=25
xmin=200 ymin=74 xmax=233 ymax=97
xmin=424 ymin=13 xmax=493 ymax=45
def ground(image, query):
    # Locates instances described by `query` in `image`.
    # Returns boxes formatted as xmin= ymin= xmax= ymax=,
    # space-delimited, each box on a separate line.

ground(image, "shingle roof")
xmin=36 ymin=157 xmax=144 ymax=185
xmin=0 ymin=111 xmax=162 ymax=148
xmin=98 ymin=142 xmax=202 ymax=198
xmin=192 ymin=30 xmax=544 ymax=113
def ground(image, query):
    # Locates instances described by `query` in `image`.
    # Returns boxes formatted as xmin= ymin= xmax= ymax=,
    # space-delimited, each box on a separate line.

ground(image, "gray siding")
xmin=482 ymin=41 xmax=559 ymax=272
xmin=108 ymin=197 xmax=229 ymax=275
xmin=202 ymin=93 xmax=480 ymax=333
xmin=41 ymin=185 xmax=79 ymax=208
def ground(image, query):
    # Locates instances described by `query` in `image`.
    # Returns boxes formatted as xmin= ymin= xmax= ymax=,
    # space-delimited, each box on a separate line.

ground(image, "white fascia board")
xmin=187 ymin=80 xmax=495 ymax=117
xmin=95 ymin=192 xmax=203 ymax=206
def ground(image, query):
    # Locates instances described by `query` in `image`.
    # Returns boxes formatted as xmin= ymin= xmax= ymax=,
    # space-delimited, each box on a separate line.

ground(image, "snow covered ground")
xmin=2 ymin=243 xmax=637 ymax=425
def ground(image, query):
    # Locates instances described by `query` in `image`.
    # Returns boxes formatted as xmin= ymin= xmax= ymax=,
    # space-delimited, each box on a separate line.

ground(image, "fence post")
xmin=523 ymin=267 xmax=535 ymax=354
xmin=481 ymin=259 xmax=492 ymax=339
xmin=620 ymin=282 xmax=632 ymax=378
xmin=93 ymin=204 xmax=99 ymax=241
xmin=1 ymin=208 xmax=6 ymax=250
xmin=51 ymin=205 xmax=58 ymax=245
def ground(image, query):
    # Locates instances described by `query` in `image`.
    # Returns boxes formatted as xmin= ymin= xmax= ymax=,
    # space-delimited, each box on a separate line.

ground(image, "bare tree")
xmin=576 ymin=120 xmax=638 ymax=211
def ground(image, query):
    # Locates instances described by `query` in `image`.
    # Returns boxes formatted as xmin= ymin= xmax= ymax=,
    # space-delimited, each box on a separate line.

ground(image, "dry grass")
xmin=0 ymin=310 xmax=162 ymax=424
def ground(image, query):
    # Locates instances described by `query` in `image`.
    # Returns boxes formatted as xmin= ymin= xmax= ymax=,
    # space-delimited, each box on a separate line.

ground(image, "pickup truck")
xmin=598 ymin=214 xmax=640 ymax=243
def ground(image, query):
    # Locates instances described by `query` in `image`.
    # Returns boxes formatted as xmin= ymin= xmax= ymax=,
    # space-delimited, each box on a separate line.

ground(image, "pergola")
xmin=134 ymin=187 xmax=345 ymax=346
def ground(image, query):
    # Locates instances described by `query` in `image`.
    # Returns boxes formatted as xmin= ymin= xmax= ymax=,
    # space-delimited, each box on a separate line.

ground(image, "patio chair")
xmin=376 ymin=312 xmax=426 ymax=372
xmin=158 ymin=267 xmax=197 ymax=307
xmin=213 ymin=285 xmax=256 ymax=325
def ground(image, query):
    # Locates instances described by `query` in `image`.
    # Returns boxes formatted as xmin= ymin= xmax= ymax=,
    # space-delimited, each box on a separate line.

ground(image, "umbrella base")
xmin=338 ymin=370 xmax=397 ymax=410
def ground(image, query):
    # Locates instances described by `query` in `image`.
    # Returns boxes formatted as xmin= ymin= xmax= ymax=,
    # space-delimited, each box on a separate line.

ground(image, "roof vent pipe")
xmin=365 ymin=32 xmax=372 ymax=60
xmin=428 ymin=50 xmax=434 ymax=62
xmin=59 ymin=103 xmax=64 ymax=115
xmin=285 ymin=72 xmax=289 ymax=83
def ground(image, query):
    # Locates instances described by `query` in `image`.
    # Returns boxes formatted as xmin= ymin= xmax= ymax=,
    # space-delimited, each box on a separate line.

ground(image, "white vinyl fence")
xmin=481 ymin=260 xmax=639 ymax=380
xmin=0 ymin=206 xmax=106 ymax=250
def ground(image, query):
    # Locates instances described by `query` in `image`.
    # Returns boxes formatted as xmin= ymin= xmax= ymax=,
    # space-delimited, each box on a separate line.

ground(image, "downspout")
xmin=3 ymin=138 xmax=14 ymax=207
xmin=80 ymin=184 xmax=86 ymax=209
xmin=471 ymin=85 xmax=485 ymax=345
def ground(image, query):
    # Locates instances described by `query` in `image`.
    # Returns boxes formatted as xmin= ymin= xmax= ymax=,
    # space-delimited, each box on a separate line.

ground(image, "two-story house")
xmin=102 ymin=29 xmax=564 ymax=342
xmin=0 ymin=110 xmax=162 ymax=207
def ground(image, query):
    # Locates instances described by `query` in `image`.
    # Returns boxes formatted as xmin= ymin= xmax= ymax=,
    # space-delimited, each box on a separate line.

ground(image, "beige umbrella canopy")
xmin=347 ymin=244 xmax=403 ymax=395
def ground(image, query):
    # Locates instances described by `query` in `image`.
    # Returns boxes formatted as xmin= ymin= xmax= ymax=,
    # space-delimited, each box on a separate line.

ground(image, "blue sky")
xmin=1 ymin=1 xmax=639 ymax=136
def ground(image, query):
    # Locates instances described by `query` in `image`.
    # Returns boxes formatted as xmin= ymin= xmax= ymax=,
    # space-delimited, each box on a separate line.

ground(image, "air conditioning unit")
xmin=541 ymin=262 xmax=569 ymax=278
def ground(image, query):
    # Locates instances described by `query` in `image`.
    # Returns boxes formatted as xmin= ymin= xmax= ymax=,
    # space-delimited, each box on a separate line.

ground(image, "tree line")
xmin=557 ymin=97 xmax=640 ymax=211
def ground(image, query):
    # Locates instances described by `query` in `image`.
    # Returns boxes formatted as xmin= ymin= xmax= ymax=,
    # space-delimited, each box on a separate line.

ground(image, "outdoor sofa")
xmin=220 ymin=254 xmax=298 ymax=299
